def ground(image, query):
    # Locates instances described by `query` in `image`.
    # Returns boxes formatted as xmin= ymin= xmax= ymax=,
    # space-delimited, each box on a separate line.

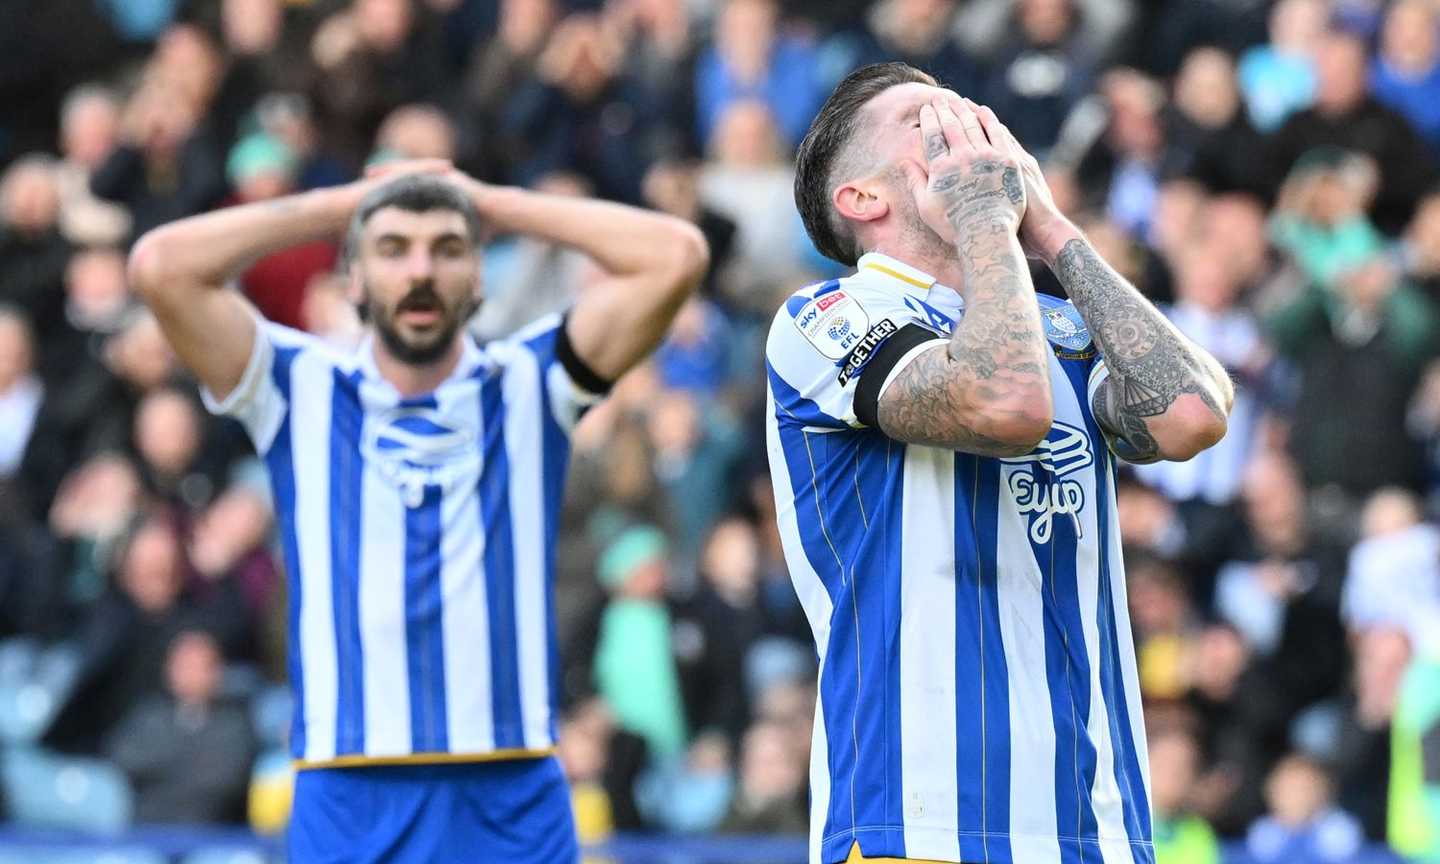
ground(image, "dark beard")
xmin=368 ymin=283 xmax=478 ymax=366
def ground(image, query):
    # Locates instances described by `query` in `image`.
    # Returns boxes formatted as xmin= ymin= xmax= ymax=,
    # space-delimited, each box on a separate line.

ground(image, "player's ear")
xmin=833 ymin=176 xmax=890 ymax=226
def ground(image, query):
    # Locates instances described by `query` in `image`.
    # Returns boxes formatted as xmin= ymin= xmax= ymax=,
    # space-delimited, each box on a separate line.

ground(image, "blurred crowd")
xmin=1 ymin=0 xmax=1439 ymax=860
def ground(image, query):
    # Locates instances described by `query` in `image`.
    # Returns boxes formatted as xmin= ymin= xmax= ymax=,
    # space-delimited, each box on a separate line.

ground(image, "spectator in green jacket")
xmin=1151 ymin=724 xmax=1222 ymax=864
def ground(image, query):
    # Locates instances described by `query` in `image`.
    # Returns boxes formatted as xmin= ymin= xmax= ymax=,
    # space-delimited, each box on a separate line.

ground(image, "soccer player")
xmin=127 ymin=160 xmax=708 ymax=862
xmin=766 ymin=63 xmax=1234 ymax=864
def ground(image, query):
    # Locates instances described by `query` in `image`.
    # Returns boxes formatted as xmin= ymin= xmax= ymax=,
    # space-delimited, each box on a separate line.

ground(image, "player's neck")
xmin=870 ymin=238 xmax=966 ymax=292
xmin=372 ymin=335 xmax=467 ymax=397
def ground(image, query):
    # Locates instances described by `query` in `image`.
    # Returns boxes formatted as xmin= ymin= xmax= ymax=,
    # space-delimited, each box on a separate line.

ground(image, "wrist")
xmin=1029 ymin=215 xmax=1082 ymax=267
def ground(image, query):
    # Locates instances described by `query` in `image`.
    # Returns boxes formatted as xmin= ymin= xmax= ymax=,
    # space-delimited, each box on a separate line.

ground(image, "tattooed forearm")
xmin=877 ymin=182 xmax=1051 ymax=454
xmin=1053 ymin=239 xmax=1232 ymax=462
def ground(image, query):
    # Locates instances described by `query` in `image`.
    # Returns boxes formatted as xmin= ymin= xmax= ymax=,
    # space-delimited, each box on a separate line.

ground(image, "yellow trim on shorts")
xmin=846 ymin=841 xmax=953 ymax=863
xmin=862 ymin=262 xmax=931 ymax=290
xmin=294 ymin=747 xmax=555 ymax=771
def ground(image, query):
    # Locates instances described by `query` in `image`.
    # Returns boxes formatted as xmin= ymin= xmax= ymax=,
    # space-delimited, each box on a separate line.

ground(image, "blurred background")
xmin=0 ymin=0 xmax=1438 ymax=861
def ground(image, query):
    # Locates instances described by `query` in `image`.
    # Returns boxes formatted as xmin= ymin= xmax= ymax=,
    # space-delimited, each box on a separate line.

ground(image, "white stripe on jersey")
xmin=438 ymin=381 xmax=494 ymax=753
xmin=291 ymin=351 xmax=338 ymax=762
xmin=358 ymin=444 xmax=411 ymax=756
xmin=499 ymin=342 xmax=553 ymax=750
xmin=899 ymin=445 xmax=961 ymax=862
xmin=765 ymin=388 xmax=835 ymax=864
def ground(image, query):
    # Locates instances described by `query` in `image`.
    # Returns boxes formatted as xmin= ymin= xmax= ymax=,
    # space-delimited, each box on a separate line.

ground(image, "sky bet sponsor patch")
xmin=795 ymin=290 xmax=870 ymax=360
xmin=837 ymin=319 xmax=899 ymax=386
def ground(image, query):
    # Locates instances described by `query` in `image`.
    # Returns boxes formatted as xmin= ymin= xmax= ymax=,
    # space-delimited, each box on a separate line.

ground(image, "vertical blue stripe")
xmin=328 ymin=372 xmax=365 ymax=756
xmin=524 ymin=327 xmax=573 ymax=742
xmin=1067 ymin=350 xmax=1154 ymax=857
xmin=766 ymin=362 xmax=849 ymax=429
xmin=847 ymin=435 xmax=902 ymax=858
xmin=404 ymin=483 xmax=449 ymax=752
xmin=263 ymin=346 xmax=304 ymax=759
xmin=955 ymin=455 xmax=1012 ymax=864
xmin=480 ymin=374 xmax=524 ymax=749
xmin=1033 ymin=453 xmax=1101 ymax=864
xmin=773 ymin=418 xmax=850 ymax=849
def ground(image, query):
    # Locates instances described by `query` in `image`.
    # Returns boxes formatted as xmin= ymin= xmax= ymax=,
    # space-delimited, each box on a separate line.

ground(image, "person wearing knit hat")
xmin=593 ymin=525 xmax=687 ymax=760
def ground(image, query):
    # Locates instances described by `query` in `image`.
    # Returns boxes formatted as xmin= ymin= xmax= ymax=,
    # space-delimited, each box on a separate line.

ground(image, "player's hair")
xmin=344 ymin=175 xmax=484 ymax=268
xmin=794 ymin=62 xmax=937 ymax=267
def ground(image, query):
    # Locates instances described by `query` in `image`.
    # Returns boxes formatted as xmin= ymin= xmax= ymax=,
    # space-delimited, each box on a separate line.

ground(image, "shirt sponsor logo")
xmin=836 ymin=318 xmax=899 ymax=386
xmin=795 ymin=289 xmax=870 ymax=360
xmin=1000 ymin=420 xmax=1093 ymax=544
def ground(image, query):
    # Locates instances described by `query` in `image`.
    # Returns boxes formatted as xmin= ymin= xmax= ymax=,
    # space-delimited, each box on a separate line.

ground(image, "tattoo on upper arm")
xmin=1053 ymin=239 xmax=1225 ymax=461
xmin=877 ymin=344 xmax=1030 ymax=457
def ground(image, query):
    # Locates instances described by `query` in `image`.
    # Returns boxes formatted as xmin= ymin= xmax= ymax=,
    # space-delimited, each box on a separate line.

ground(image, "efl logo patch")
xmin=795 ymin=290 xmax=870 ymax=360
xmin=837 ymin=319 xmax=899 ymax=386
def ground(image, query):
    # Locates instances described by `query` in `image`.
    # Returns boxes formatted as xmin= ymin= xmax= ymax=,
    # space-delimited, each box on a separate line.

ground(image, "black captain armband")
xmin=852 ymin=322 xmax=947 ymax=428
xmin=557 ymin=314 xmax=614 ymax=396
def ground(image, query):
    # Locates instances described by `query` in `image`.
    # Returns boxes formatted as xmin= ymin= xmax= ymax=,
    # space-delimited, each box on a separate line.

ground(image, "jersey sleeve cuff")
xmin=201 ymin=315 xmax=273 ymax=417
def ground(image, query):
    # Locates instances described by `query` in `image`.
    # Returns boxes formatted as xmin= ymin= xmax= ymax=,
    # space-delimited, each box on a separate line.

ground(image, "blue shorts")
xmin=288 ymin=756 xmax=578 ymax=863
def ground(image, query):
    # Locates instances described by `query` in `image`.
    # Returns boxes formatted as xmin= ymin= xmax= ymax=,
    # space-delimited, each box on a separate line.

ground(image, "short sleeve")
xmin=765 ymin=281 xmax=947 ymax=430
xmin=200 ymin=315 xmax=295 ymax=454
xmin=511 ymin=313 xmax=609 ymax=436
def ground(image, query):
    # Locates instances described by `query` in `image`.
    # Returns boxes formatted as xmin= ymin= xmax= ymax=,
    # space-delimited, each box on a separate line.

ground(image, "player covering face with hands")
xmin=766 ymin=63 xmax=1232 ymax=864
xmin=128 ymin=160 xmax=707 ymax=862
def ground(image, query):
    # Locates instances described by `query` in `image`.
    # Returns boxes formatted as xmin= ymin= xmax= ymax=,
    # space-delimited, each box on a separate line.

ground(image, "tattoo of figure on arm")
xmin=1054 ymin=239 xmax=1227 ymax=463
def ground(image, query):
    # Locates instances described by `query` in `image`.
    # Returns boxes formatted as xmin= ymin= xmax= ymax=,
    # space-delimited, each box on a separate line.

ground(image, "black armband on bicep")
xmin=557 ymin=313 xmax=614 ymax=396
xmin=853 ymin=323 xmax=947 ymax=428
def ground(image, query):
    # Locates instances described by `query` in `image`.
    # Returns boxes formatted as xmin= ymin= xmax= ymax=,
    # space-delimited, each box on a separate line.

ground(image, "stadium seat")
xmin=0 ymin=641 xmax=81 ymax=745
xmin=1 ymin=746 xmax=133 ymax=832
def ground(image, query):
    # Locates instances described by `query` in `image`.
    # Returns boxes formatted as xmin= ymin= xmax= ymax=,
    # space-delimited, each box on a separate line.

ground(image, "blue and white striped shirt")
xmin=205 ymin=314 xmax=601 ymax=768
xmin=765 ymin=253 xmax=1154 ymax=864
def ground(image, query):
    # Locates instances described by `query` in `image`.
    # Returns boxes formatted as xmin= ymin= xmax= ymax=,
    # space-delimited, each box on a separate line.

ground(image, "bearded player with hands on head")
xmin=127 ymin=158 xmax=707 ymax=863
xmin=765 ymin=63 xmax=1233 ymax=864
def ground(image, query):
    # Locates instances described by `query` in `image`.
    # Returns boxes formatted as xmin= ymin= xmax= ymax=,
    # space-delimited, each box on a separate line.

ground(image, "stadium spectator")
xmin=54 ymin=85 xmax=131 ymax=246
xmin=1266 ymin=28 xmax=1437 ymax=234
xmin=694 ymin=0 xmax=825 ymax=151
xmin=1369 ymin=0 xmax=1440 ymax=158
xmin=1238 ymin=0 xmax=1324 ymax=133
xmin=226 ymin=133 xmax=338 ymax=330
xmin=591 ymin=525 xmax=688 ymax=760
xmin=981 ymin=0 xmax=1098 ymax=154
xmin=1246 ymin=754 xmax=1365 ymax=864
xmin=458 ymin=0 xmax=560 ymax=183
xmin=1151 ymin=724 xmax=1222 ymax=864
xmin=823 ymin=0 xmax=982 ymax=99
xmin=501 ymin=14 xmax=659 ymax=201
xmin=0 ymin=309 xmax=43 ymax=481
xmin=1168 ymin=47 xmax=1269 ymax=198
xmin=308 ymin=0 xmax=450 ymax=169
xmin=0 ymin=156 xmax=71 ymax=342
xmin=1341 ymin=489 xmax=1440 ymax=643
xmin=717 ymin=721 xmax=807 ymax=834
xmin=104 ymin=630 xmax=257 ymax=823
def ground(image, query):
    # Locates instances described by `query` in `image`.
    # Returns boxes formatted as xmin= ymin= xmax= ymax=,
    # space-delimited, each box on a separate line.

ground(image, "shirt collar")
xmin=856 ymin=252 xmax=937 ymax=299
xmin=355 ymin=331 xmax=487 ymax=393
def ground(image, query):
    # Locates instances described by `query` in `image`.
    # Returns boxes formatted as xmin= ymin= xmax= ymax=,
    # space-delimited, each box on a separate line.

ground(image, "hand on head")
xmin=899 ymin=96 xmax=1026 ymax=245
xmin=901 ymin=95 xmax=1065 ymax=256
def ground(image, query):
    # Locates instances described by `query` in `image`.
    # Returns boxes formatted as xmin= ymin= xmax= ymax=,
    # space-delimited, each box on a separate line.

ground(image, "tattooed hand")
xmin=957 ymin=100 xmax=1068 ymax=260
xmin=900 ymin=99 xmax=1025 ymax=245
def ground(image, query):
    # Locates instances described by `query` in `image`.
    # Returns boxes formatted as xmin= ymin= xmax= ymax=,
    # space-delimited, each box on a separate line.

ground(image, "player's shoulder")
xmin=259 ymin=319 xmax=359 ymax=374
xmin=767 ymin=270 xmax=909 ymax=365
xmin=1035 ymin=293 xmax=1097 ymax=362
